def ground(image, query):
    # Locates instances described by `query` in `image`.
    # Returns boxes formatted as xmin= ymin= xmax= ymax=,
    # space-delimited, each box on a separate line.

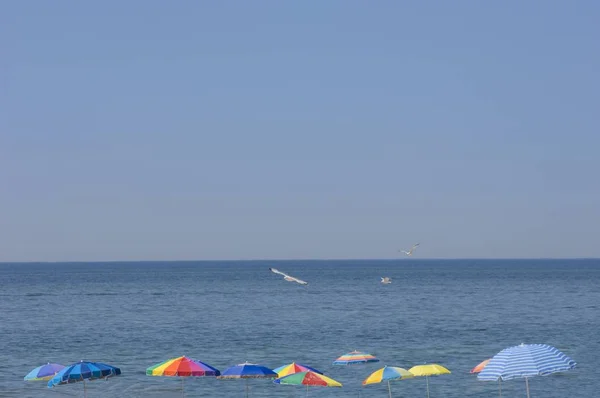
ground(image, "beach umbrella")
xmin=274 ymin=370 xmax=342 ymax=397
xmin=333 ymin=350 xmax=379 ymax=365
xmin=477 ymin=343 xmax=576 ymax=398
xmin=470 ymin=359 xmax=490 ymax=374
xmin=273 ymin=362 xmax=323 ymax=377
xmin=363 ymin=366 xmax=414 ymax=398
xmin=47 ymin=360 xmax=121 ymax=398
xmin=24 ymin=363 xmax=65 ymax=381
xmin=217 ymin=362 xmax=278 ymax=397
xmin=408 ymin=364 xmax=450 ymax=398
xmin=146 ymin=356 xmax=220 ymax=397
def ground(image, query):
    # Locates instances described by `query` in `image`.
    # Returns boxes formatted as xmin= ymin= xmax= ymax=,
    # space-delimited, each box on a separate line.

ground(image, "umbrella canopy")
xmin=363 ymin=366 xmax=414 ymax=384
xmin=146 ymin=356 xmax=220 ymax=376
xmin=470 ymin=359 xmax=491 ymax=374
xmin=47 ymin=361 xmax=121 ymax=398
xmin=478 ymin=344 xmax=577 ymax=381
xmin=146 ymin=356 xmax=219 ymax=397
xmin=218 ymin=362 xmax=278 ymax=379
xmin=218 ymin=362 xmax=278 ymax=398
xmin=275 ymin=371 xmax=342 ymax=397
xmin=333 ymin=350 xmax=379 ymax=365
xmin=273 ymin=362 xmax=323 ymax=378
xmin=409 ymin=364 xmax=451 ymax=377
xmin=363 ymin=366 xmax=414 ymax=398
xmin=24 ymin=363 xmax=65 ymax=381
xmin=274 ymin=371 xmax=342 ymax=387
xmin=477 ymin=343 xmax=576 ymax=398
xmin=408 ymin=364 xmax=450 ymax=398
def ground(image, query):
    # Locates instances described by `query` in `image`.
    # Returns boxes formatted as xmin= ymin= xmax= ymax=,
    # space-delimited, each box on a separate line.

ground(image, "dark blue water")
xmin=1 ymin=260 xmax=598 ymax=397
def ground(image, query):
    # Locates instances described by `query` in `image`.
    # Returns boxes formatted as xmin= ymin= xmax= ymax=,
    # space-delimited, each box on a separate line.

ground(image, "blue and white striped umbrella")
xmin=478 ymin=344 xmax=576 ymax=397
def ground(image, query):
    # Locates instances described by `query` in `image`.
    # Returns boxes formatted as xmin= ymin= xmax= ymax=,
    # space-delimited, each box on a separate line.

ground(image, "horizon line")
xmin=1 ymin=257 xmax=599 ymax=264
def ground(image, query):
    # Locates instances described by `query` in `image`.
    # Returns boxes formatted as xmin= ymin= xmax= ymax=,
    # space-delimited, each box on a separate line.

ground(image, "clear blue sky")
xmin=1 ymin=1 xmax=599 ymax=261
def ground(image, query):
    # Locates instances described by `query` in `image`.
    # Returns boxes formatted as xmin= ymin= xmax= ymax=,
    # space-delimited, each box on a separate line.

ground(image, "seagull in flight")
xmin=269 ymin=268 xmax=308 ymax=285
xmin=381 ymin=277 xmax=392 ymax=284
xmin=399 ymin=243 xmax=420 ymax=256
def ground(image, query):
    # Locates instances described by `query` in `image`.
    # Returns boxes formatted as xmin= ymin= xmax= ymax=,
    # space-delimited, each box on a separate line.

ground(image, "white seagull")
xmin=381 ymin=277 xmax=392 ymax=284
xmin=269 ymin=268 xmax=308 ymax=285
xmin=399 ymin=243 xmax=420 ymax=256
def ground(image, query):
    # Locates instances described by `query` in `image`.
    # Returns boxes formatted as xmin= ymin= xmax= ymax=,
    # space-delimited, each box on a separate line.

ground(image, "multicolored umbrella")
xmin=332 ymin=350 xmax=379 ymax=365
xmin=274 ymin=371 xmax=342 ymax=397
xmin=363 ymin=366 xmax=414 ymax=398
xmin=477 ymin=343 xmax=577 ymax=398
xmin=47 ymin=361 xmax=121 ymax=398
xmin=24 ymin=363 xmax=65 ymax=381
xmin=217 ymin=362 xmax=278 ymax=397
xmin=146 ymin=356 xmax=220 ymax=397
xmin=273 ymin=362 xmax=323 ymax=378
xmin=408 ymin=364 xmax=451 ymax=398
xmin=146 ymin=356 xmax=220 ymax=376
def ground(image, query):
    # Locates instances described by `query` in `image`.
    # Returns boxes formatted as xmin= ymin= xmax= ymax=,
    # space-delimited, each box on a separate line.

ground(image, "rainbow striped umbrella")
xmin=24 ymin=363 xmax=65 ymax=381
xmin=363 ymin=366 xmax=414 ymax=398
xmin=146 ymin=356 xmax=220 ymax=397
xmin=273 ymin=362 xmax=323 ymax=378
xmin=333 ymin=350 xmax=379 ymax=365
xmin=274 ymin=371 xmax=342 ymax=397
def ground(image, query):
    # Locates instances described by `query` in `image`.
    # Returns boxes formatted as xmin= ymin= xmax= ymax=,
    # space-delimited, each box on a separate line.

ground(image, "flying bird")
xmin=381 ymin=277 xmax=392 ymax=284
xmin=399 ymin=243 xmax=420 ymax=256
xmin=269 ymin=268 xmax=308 ymax=285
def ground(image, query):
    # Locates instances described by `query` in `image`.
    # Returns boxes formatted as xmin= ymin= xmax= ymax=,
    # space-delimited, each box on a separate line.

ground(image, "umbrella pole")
xmin=525 ymin=377 xmax=530 ymax=398
xmin=306 ymin=385 xmax=308 ymax=397
xmin=498 ymin=379 xmax=502 ymax=397
xmin=425 ymin=375 xmax=430 ymax=398
xmin=83 ymin=380 xmax=87 ymax=398
xmin=181 ymin=377 xmax=185 ymax=398
xmin=245 ymin=378 xmax=249 ymax=398
xmin=388 ymin=380 xmax=392 ymax=398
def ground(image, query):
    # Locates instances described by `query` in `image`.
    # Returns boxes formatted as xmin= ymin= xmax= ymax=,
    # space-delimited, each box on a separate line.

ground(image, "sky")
xmin=1 ymin=1 xmax=599 ymax=261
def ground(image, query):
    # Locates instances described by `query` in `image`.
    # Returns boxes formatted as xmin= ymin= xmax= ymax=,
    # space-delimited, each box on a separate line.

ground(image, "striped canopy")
xmin=333 ymin=350 xmax=379 ymax=365
xmin=273 ymin=362 xmax=322 ymax=378
xmin=478 ymin=343 xmax=577 ymax=381
xmin=146 ymin=356 xmax=220 ymax=377
xmin=274 ymin=371 xmax=342 ymax=387
xmin=48 ymin=361 xmax=121 ymax=387
xmin=24 ymin=363 xmax=65 ymax=381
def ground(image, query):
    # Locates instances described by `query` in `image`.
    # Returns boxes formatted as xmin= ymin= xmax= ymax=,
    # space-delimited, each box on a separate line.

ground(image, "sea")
xmin=1 ymin=259 xmax=598 ymax=397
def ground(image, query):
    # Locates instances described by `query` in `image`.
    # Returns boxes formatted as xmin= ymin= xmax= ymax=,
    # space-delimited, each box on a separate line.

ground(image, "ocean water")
xmin=1 ymin=259 xmax=598 ymax=397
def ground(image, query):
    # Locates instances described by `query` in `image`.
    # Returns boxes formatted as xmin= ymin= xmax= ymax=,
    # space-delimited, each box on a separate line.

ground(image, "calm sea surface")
xmin=1 ymin=259 xmax=598 ymax=397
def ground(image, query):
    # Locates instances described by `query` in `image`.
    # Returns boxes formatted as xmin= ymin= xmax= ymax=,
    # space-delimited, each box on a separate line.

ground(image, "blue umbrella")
xmin=478 ymin=343 xmax=576 ymax=398
xmin=48 ymin=360 xmax=121 ymax=397
xmin=24 ymin=363 xmax=65 ymax=381
xmin=217 ymin=362 xmax=277 ymax=397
